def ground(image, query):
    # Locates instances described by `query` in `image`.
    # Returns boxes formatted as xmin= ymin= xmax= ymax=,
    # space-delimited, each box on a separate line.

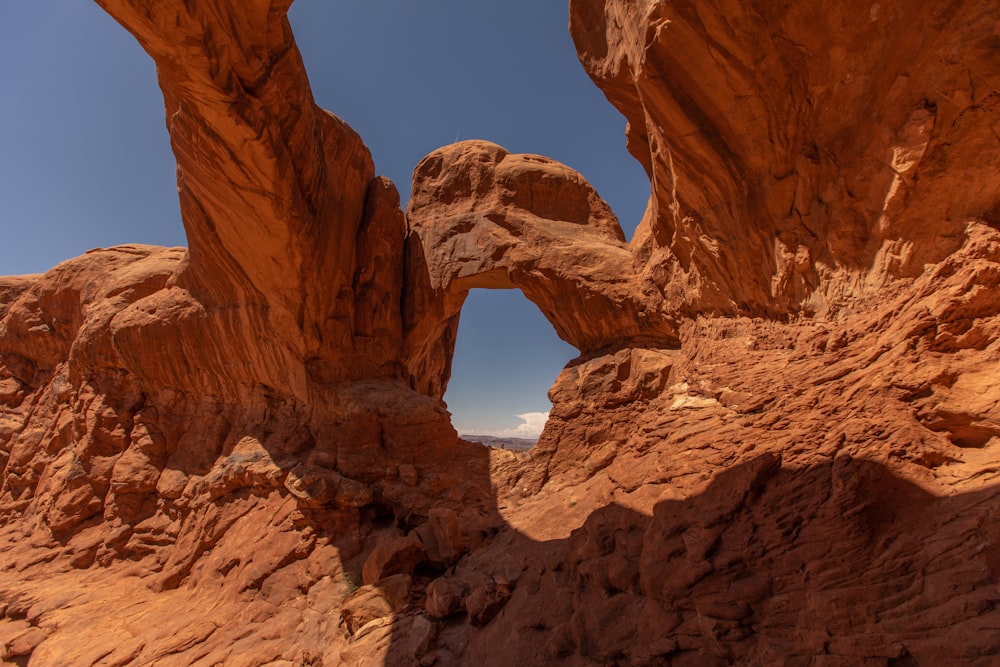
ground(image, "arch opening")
xmin=444 ymin=288 xmax=576 ymax=450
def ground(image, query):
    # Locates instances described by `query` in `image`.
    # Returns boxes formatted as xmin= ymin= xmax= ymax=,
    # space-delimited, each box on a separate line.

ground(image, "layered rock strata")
xmin=571 ymin=0 xmax=1000 ymax=319
xmin=1 ymin=0 xmax=999 ymax=665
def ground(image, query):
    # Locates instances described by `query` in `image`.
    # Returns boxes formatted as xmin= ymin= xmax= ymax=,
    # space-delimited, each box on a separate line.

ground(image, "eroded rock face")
xmin=1 ymin=0 xmax=999 ymax=665
xmin=91 ymin=1 xmax=423 ymax=400
xmin=404 ymin=140 xmax=679 ymax=396
xmin=571 ymin=0 xmax=1000 ymax=319
xmin=0 ymin=2 xmax=496 ymax=663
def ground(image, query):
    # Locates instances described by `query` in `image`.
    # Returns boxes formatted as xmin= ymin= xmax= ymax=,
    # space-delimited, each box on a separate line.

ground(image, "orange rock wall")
xmin=571 ymin=0 xmax=1000 ymax=318
xmin=1 ymin=0 xmax=998 ymax=665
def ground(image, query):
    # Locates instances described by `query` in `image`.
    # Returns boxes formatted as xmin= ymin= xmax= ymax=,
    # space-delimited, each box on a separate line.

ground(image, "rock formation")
xmin=2 ymin=0 xmax=999 ymax=665
xmin=571 ymin=0 xmax=1000 ymax=320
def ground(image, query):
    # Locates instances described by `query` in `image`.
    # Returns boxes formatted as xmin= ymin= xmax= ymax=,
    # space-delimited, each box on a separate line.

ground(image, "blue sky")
xmin=0 ymin=1 xmax=649 ymax=437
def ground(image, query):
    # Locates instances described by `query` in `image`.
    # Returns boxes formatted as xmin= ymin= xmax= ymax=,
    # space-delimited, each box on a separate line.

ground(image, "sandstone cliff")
xmin=1 ymin=0 xmax=999 ymax=665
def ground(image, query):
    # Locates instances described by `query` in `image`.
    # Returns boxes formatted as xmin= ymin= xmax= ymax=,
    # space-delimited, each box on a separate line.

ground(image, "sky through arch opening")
xmin=445 ymin=289 xmax=576 ymax=447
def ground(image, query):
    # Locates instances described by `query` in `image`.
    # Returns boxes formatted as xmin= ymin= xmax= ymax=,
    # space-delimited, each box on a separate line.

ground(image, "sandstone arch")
xmin=402 ymin=139 xmax=680 ymax=400
xmin=1 ymin=0 xmax=999 ymax=664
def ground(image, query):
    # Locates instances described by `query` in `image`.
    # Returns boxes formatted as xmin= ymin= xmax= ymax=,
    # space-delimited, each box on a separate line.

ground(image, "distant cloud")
xmin=461 ymin=411 xmax=550 ymax=439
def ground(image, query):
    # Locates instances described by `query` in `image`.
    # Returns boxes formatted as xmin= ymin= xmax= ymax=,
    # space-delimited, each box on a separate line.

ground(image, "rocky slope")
xmin=1 ymin=0 xmax=999 ymax=665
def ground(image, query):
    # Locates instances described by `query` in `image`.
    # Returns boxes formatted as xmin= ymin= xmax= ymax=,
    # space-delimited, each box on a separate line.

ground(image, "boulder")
xmin=362 ymin=534 xmax=427 ymax=586
xmin=340 ymin=574 xmax=412 ymax=635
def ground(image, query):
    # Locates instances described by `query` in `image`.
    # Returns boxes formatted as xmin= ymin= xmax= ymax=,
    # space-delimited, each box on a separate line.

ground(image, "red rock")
xmin=570 ymin=0 xmax=1000 ymax=321
xmin=340 ymin=613 xmax=437 ymax=667
xmin=414 ymin=507 xmax=464 ymax=567
xmin=1 ymin=623 xmax=46 ymax=660
xmin=340 ymin=573 xmax=412 ymax=635
xmin=465 ymin=581 xmax=512 ymax=627
xmin=362 ymin=533 xmax=427 ymax=586
xmin=0 ymin=0 xmax=998 ymax=664
xmin=424 ymin=576 xmax=467 ymax=619
xmin=397 ymin=463 xmax=419 ymax=486
xmin=0 ymin=378 xmax=23 ymax=406
xmin=283 ymin=464 xmax=372 ymax=509
xmin=405 ymin=140 xmax=679 ymax=382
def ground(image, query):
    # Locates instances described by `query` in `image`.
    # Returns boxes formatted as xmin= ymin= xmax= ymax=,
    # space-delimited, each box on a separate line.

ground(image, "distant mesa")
xmin=460 ymin=434 xmax=537 ymax=451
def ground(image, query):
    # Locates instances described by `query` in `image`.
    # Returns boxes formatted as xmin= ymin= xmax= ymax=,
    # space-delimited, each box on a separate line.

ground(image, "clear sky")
xmin=0 ymin=1 xmax=649 ymax=437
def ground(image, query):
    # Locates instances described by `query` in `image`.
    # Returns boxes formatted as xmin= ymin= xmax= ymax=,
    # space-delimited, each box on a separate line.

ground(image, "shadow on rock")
xmin=379 ymin=454 xmax=1000 ymax=666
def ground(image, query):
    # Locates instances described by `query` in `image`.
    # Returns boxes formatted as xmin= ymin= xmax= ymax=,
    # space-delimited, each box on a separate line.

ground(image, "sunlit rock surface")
xmin=1 ymin=0 xmax=999 ymax=665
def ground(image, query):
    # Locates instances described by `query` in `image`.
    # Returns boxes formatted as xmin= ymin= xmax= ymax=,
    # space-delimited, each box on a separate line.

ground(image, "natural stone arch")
xmin=402 ymin=140 xmax=679 ymax=400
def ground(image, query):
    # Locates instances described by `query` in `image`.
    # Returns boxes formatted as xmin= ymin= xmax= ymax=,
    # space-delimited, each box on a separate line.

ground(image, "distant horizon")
xmin=458 ymin=433 xmax=538 ymax=453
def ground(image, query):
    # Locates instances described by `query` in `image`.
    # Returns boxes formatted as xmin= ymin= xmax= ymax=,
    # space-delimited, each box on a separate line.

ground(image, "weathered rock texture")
xmin=571 ymin=0 xmax=1000 ymax=321
xmin=1 ymin=0 xmax=999 ymax=665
